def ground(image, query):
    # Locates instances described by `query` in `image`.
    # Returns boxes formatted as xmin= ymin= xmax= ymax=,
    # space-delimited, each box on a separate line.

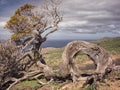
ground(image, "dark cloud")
xmin=0 ymin=0 xmax=7 ymax=5
xmin=0 ymin=0 xmax=120 ymax=41
xmin=60 ymin=0 xmax=120 ymax=34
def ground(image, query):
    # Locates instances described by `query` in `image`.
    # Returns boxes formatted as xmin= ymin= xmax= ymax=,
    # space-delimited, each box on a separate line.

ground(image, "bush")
xmin=0 ymin=42 xmax=22 ymax=90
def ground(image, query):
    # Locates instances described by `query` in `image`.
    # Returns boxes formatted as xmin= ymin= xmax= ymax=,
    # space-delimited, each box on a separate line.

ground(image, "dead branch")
xmin=43 ymin=0 xmax=62 ymax=38
xmin=6 ymin=70 xmax=43 ymax=90
xmin=21 ymin=37 xmax=35 ymax=51
xmin=35 ymin=78 xmax=53 ymax=85
xmin=1 ymin=39 xmax=120 ymax=89
xmin=113 ymin=65 xmax=120 ymax=71
xmin=2 ymin=0 xmax=63 ymax=89
xmin=59 ymin=41 xmax=114 ymax=83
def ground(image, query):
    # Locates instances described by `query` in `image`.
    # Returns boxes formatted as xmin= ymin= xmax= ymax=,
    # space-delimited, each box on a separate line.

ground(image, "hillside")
xmin=12 ymin=37 xmax=120 ymax=90
xmin=42 ymin=37 xmax=120 ymax=68
xmin=94 ymin=37 xmax=120 ymax=54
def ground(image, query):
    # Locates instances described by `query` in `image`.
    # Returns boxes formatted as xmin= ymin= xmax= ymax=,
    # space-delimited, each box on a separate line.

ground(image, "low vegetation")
xmin=12 ymin=37 xmax=120 ymax=90
xmin=1 ymin=0 xmax=119 ymax=89
xmin=94 ymin=37 xmax=120 ymax=54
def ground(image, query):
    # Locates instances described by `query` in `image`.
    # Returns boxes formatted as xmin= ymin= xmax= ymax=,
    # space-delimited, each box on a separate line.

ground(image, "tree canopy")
xmin=6 ymin=1 xmax=62 ymax=40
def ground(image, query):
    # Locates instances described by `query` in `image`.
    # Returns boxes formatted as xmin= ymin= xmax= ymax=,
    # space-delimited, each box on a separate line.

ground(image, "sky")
xmin=0 ymin=0 xmax=120 ymax=41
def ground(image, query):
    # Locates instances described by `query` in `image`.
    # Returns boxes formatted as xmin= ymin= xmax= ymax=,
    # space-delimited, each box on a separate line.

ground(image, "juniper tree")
xmin=3 ymin=0 xmax=62 ymax=89
xmin=6 ymin=0 xmax=62 ymax=64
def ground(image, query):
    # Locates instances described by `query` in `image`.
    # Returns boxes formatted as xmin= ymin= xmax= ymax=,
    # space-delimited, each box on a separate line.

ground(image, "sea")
xmin=0 ymin=39 xmax=95 ymax=48
xmin=42 ymin=39 xmax=94 ymax=48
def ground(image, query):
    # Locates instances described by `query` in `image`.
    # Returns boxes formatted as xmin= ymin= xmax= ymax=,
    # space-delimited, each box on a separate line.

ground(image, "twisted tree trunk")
xmin=59 ymin=41 xmax=119 ymax=83
xmin=1 ymin=40 xmax=120 ymax=90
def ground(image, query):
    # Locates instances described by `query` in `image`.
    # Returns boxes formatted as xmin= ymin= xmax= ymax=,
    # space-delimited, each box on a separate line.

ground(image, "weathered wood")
xmin=1 ymin=40 xmax=120 ymax=90
xmin=59 ymin=41 xmax=114 ymax=82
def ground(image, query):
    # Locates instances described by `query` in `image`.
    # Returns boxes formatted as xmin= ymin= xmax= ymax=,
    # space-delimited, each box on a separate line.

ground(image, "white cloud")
xmin=108 ymin=24 xmax=116 ymax=29
xmin=59 ymin=0 xmax=120 ymax=34
xmin=75 ymin=29 xmax=95 ymax=33
xmin=112 ymin=30 xmax=120 ymax=34
xmin=0 ymin=0 xmax=120 ymax=35
xmin=59 ymin=20 xmax=88 ymax=28
xmin=0 ymin=22 xmax=6 ymax=27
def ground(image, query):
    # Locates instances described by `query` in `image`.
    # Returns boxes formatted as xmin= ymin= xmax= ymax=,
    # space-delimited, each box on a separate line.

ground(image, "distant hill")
xmin=42 ymin=37 xmax=120 ymax=54
xmin=94 ymin=37 xmax=120 ymax=54
xmin=41 ymin=37 xmax=120 ymax=67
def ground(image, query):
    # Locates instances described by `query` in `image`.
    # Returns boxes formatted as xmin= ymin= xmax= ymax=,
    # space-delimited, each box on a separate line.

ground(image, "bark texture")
xmin=59 ymin=41 xmax=115 ymax=82
xmin=1 ymin=40 xmax=120 ymax=90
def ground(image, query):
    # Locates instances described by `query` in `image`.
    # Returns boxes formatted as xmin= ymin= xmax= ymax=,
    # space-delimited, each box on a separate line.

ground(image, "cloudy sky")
xmin=0 ymin=0 xmax=120 ymax=40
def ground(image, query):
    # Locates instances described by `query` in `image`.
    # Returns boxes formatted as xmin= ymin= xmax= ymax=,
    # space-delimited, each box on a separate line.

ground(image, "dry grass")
xmin=12 ymin=48 xmax=120 ymax=90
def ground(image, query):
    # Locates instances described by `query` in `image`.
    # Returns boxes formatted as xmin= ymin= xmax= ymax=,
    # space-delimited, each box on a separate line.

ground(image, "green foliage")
xmin=83 ymin=84 xmax=97 ymax=90
xmin=43 ymin=48 xmax=64 ymax=67
xmin=75 ymin=55 xmax=89 ymax=63
xmin=12 ymin=37 xmax=120 ymax=89
xmin=49 ymin=81 xmax=60 ymax=90
xmin=83 ymin=87 xmax=95 ymax=90
xmin=94 ymin=37 xmax=120 ymax=54
xmin=15 ymin=3 xmax=35 ymax=15
xmin=20 ymin=80 xmax=39 ymax=88
xmin=52 ymin=69 xmax=58 ymax=75
xmin=43 ymin=37 xmax=120 ymax=68
xmin=13 ymin=80 xmax=39 ymax=89
xmin=6 ymin=0 xmax=62 ymax=41
xmin=43 ymin=48 xmax=89 ymax=68
xmin=118 ymin=73 xmax=120 ymax=78
xmin=11 ymin=32 xmax=26 ymax=40
xmin=5 ymin=4 xmax=35 ymax=40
